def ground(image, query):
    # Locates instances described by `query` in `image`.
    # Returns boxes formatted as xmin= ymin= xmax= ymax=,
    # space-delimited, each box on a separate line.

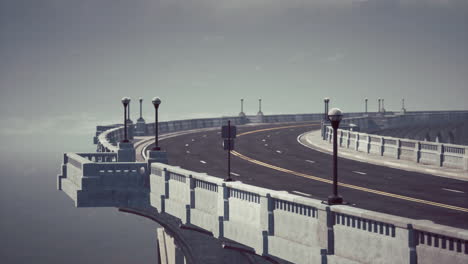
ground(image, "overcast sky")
xmin=1 ymin=0 xmax=467 ymax=144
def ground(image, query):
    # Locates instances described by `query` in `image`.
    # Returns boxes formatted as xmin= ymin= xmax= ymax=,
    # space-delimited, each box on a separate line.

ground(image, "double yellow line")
xmin=233 ymin=124 xmax=468 ymax=213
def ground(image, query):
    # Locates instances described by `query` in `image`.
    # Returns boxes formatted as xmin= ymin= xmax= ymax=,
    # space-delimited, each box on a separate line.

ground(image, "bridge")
xmin=57 ymin=99 xmax=468 ymax=264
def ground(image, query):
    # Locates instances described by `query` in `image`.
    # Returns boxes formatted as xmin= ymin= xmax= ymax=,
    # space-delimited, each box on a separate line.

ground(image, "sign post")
xmin=221 ymin=120 xmax=237 ymax=181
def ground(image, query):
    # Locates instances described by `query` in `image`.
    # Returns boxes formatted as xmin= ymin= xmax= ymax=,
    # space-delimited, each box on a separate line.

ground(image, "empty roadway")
xmin=138 ymin=122 xmax=468 ymax=229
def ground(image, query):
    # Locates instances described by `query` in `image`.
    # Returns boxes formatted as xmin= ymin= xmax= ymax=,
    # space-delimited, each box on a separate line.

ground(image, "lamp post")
xmin=365 ymin=98 xmax=368 ymax=114
xmin=327 ymin=108 xmax=343 ymax=205
xmin=258 ymin=98 xmax=263 ymax=114
xmin=121 ymin=97 xmax=131 ymax=143
xmin=241 ymin=99 xmax=244 ymax=113
xmin=152 ymin=97 xmax=161 ymax=151
xmin=324 ymin=98 xmax=330 ymax=120
xmin=382 ymin=99 xmax=385 ymax=113
xmin=139 ymin=97 xmax=143 ymax=120
xmin=378 ymin=99 xmax=381 ymax=113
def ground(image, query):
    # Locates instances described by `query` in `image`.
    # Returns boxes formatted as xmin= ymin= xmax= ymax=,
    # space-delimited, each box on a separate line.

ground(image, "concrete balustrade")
xmin=325 ymin=126 xmax=468 ymax=170
xmin=148 ymin=162 xmax=468 ymax=264
xmin=58 ymin=152 xmax=149 ymax=208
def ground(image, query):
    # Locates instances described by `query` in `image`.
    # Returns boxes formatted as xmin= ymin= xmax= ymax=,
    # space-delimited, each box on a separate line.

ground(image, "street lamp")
xmin=258 ymin=98 xmax=263 ymax=114
xmin=324 ymin=98 xmax=330 ymax=120
xmin=121 ymin=97 xmax=131 ymax=143
xmin=365 ymin=98 xmax=368 ymax=114
xmin=139 ymin=97 xmax=143 ymax=120
xmin=378 ymin=99 xmax=381 ymax=113
xmin=152 ymin=97 xmax=161 ymax=151
xmin=327 ymin=108 xmax=344 ymax=205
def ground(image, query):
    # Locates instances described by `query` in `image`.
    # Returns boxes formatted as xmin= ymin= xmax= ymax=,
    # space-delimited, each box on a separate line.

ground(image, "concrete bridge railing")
xmin=324 ymin=126 xmax=468 ymax=170
xmin=150 ymin=162 xmax=468 ymax=264
xmin=93 ymin=112 xmax=375 ymax=153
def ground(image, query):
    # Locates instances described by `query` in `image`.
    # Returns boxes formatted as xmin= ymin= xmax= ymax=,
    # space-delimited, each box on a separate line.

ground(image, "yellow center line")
xmin=233 ymin=124 xmax=468 ymax=213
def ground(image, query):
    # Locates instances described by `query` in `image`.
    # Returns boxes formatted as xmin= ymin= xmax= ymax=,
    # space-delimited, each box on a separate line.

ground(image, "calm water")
xmin=0 ymin=134 xmax=158 ymax=264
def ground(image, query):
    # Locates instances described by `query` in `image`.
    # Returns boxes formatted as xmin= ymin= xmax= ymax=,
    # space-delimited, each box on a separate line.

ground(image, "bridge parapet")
xmin=58 ymin=152 xmax=149 ymax=208
xmin=325 ymin=126 xmax=468 ymax=170
xmin=149 ymin=162 xmax=468 ymax=264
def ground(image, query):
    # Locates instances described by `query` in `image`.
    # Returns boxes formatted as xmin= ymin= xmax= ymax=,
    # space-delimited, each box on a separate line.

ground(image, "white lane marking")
xmin=265 ymin=144 xmax=269 ymax=147
xmin=267 ymin=135 xmax=270 ymax=137
xmin=262 ymin=139 xmax=266 ymax=142
xmin=217 ymin=132 xmax=221 ymax=134
xmin=442 ymin=188 xmax=465 ymax=194
xmin=305 ymin=160 xmax=315 ymax=164
xmin=276 ymin=150 xmax=282 ymax=154
xmin=200 ymin=160 xmax=207 ymax=164
xmin=185 ymin=144 xmax=189 ymax=147
xmin=292 ymin=191 xmax=312 ymax=197
xmin=352 ymin=171 xmax=367 ymax=175
xmin=203 ymin=135 xmax=207 ymax=137
xmin=192 ymin=139 xmax=195 ymax=142
xmin=230 ymin=172 xmax=240 ymax=177
xmin=186 ymin=151 xmax=190 ymax=154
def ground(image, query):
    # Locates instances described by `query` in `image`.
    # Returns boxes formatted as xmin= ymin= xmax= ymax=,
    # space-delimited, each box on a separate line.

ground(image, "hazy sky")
xmin=1 ymin=1 xmax=467 ymax=263
xmin=1 ymin=0 xmax=467 ymax=147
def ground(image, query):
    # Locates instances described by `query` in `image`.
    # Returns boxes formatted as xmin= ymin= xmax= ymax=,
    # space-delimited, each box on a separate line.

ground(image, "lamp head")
xmin=328 ymin=108 xmax=343 ymax=122
xmin=121 ymin=97 xmax=131 ymax=106
xmin=324 ymin=97 xmax=330 ymax=103
xmin=152 ymin=97 xmax=161 ymax=106
xmin=139 ymin=97 xmax=143 ymax=103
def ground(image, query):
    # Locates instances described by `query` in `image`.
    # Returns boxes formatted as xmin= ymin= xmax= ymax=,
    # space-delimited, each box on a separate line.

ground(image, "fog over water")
xmin=0 ymin=135 xmax=159 ymax=264
xmin=0 ymin=0 xmax=467 ymax=263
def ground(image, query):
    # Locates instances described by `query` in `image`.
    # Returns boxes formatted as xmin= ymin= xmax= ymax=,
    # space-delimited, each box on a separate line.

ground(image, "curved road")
xmin=138 ymin=122 xmax=468 ymax=229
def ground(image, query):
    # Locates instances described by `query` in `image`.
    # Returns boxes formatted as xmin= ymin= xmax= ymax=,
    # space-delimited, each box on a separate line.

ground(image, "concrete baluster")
xmin=396 ymin=139 xmax=401 ymax=159
xmin=326 ymin=207 xmax=335 ymax=255
xmin=215 ymin=184 xmax=229 ymax=238
xmin=260 ymin=194 xmax=274 ymax=255
xmin=407 ymin=224 xmax=418 ymax=264
xmin=415 ymin=142 xmax=421 ymax=163
xmin=438 ymin=144 xmax=444 ymax=167
xmin=339 ymin=130 xmax=343 ymax=147
xmin=380 ymin=137 xmax=385 ymax=156
xmin=355 ymin=133 xmax=359 ymax=151
xmin=367 ymin=135 xmax=371 ymax=153
xmin=164 ymin=168 xmax=170 ymax=199
xmin=346 ymin=130 xmax=351 ymax=149
xmin=463 ymin=147 xmax=468 ymax=170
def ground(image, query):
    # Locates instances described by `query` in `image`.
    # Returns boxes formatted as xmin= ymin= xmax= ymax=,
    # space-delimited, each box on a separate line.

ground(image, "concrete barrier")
xmin=149 ymin=162 xmax=468 ymax=264
xmin=324 ymin=126 xmax=468 ymax=170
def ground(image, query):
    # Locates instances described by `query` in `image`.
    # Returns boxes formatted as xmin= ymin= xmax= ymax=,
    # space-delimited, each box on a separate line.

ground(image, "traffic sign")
xmin=221 ymin=125 xmax=237 ymax=138
xmin=223 ymin=139 xmax=235 ymax=150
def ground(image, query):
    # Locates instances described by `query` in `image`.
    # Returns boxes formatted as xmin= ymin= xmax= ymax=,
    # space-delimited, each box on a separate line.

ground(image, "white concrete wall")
xmin=149 ymin=163 xmax=468 ymax=264
xmin=325 ymin=126 xmax=468 ymax=170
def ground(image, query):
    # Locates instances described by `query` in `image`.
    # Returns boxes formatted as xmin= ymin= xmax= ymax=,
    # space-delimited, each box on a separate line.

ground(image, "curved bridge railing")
xmin=95 ymin=112 xmax=371 ymax=153
xmin=324 ymin=126 xmax=468 ymax=170
xmin=150 ymin=162 xmax=468 ymax=264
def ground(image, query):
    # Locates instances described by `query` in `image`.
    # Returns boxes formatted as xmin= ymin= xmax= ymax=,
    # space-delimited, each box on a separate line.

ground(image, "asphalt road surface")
xmin=140 ymin=122 xmax=468 ymax=229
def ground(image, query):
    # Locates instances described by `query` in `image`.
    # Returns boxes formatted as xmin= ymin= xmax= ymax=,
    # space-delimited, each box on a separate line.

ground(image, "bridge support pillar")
xmin=117 ymin=141 xmax=136 ymax=162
